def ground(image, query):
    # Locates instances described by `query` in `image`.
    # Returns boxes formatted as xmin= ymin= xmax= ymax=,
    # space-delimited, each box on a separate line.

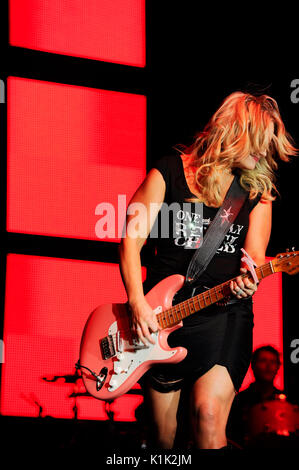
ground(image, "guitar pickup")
xmin=100 ymin=335 xmax=115 ymax=359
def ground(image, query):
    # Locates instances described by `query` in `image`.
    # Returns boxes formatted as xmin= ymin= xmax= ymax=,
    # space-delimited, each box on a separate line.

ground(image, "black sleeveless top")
xmin=142 ymin=154 xmax=262 ymax=295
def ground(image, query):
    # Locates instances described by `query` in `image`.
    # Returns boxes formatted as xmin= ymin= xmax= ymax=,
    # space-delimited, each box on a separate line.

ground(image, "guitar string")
xmin=102 ymin=258 xmax=294 ymax=344
xmin=106 ymin=265 xmax=266 ymax=337
xmin=106 ymin=270 xmax=265 ymax=340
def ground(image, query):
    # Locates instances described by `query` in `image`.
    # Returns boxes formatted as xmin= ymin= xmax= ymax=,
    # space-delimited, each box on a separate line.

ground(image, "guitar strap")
xmin=184 ymin=175 xmax=248 ymax=291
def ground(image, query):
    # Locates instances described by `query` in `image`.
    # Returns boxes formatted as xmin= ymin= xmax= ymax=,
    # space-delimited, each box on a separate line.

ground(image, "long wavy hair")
xmin=174 ymin=91 xmax=298 ymax=207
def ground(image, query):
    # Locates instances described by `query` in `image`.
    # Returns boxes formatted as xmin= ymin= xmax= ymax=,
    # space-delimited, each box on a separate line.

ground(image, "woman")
xmin=118 ymin=91 xmax=297 ymax=449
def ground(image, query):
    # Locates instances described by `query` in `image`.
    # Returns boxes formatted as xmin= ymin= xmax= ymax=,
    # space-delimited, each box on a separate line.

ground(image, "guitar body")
xmin=79 ymin=274 xmax=188 ymax=400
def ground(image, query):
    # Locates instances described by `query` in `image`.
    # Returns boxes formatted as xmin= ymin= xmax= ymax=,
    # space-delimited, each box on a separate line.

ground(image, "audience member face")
xmin=252 ymin=350 xmax=280 ymax=383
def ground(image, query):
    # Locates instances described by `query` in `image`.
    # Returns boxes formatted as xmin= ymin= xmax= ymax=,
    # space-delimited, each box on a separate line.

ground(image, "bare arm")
xmin=230 ymin=198 xmax=272 ymax=298
xmin=118 ymin=168 xmax=166 ymax=344
xmin=242 ymin=198 xmax=272 ymax=266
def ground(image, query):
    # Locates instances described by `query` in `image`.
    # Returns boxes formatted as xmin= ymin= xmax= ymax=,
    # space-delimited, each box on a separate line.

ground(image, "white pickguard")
xmin=107 ymin=306 xmax=178 ymax=392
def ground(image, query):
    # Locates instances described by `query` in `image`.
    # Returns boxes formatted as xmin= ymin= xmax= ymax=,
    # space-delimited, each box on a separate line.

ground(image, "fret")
xmin=188 ymin=298 xmax=194 ymax=314
xmin=218 ymin=287 xmax=224 ymax=301
xmin=219 ymin=285 xmax=225 ymax=299
xmin=162 ymin=311 xmax=168 ymax=327
xmin=169 ymin=308 xmax=174 ymax=324
xmin=155 ymin=260 xmax=282 ymax=330
xmin=193 ymin=295 xmax=200 ymax=312
xmin=186 ymin=301 xmax=191 ymax=317
xmin=173 ymin=304 xmax=178 ymax=321
xmin=184 ymin=301 xmax=190 ymax=317
xmin=180 ymin=302 xmax=185 ymax=319
xmin=179 ymin=304 xmax=184 ymax=319
xmin=196 ymin=295 xmax=203 ymax=309
xmin=174 ymin=305 xmax=179 ymax=322
xmin=169 ymin=310 xmax=175 ymax=325
xmin=179 ymin=303 xmax=184 ymax=319
xmin=175 ymin=304 xmax=181 ymax=321
xmin=222 ymin=282 xmax=230 ymax=298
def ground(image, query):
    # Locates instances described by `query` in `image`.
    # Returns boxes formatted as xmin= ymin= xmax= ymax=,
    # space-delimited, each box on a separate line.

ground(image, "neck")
xmin=156 ymin=259 xmax=274 ymax=329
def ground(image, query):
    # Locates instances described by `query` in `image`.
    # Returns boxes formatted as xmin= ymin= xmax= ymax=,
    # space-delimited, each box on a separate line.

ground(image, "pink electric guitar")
xmin=78 ymin=251 xmax=298 ymax=401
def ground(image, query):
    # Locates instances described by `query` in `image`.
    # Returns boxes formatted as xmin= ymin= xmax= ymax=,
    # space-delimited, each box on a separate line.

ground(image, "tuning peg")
xmin=292 ymin=247 xmax=295 ymax=251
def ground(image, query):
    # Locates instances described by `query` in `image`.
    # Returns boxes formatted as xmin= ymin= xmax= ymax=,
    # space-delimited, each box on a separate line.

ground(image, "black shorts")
xmin=138 ymin=298 xmax=254 ymax=394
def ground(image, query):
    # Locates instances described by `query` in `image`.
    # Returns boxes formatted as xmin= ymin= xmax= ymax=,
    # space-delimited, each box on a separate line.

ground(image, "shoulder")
xmin=152 ymin=154 xmax=180 ymax=169
xmin=247 ymin=192 xmax=263 ymax=212
xmin=249 ymin=192 xmax=272 ymax=216
xmin=151 ymin=154 xmax=180 ymax=184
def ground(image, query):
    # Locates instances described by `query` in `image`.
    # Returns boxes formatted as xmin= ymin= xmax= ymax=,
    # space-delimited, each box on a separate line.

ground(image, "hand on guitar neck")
xmin=230 ymin=267 xmax=258 ymax=300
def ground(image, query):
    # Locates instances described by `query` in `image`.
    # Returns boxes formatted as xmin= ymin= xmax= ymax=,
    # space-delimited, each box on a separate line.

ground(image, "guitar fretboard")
xmin=157 ymin=261 xmax=274 ymax=329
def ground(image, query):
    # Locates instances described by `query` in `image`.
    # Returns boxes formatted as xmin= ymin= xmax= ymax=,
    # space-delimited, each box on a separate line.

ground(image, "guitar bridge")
xmin=100 ymin=335 xmax=116 ymax=359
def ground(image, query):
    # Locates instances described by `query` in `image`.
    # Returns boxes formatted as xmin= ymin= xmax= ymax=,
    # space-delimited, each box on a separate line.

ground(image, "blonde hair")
xmin=174 ymin=91 xmax=298 ymax=207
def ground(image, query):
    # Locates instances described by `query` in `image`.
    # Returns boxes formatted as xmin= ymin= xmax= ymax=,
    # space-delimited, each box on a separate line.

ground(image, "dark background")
xmin=0 ymin=0 xmax=298 ymax=453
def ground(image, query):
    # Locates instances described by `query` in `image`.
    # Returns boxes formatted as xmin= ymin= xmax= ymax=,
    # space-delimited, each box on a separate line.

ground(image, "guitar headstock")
xmin=272 ymin=248 xmax=299 ymax=275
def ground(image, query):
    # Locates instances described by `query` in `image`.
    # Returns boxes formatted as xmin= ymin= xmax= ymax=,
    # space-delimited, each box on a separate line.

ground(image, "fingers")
xmin=134 ymin=317 xmax=160 ymax=346
xmin=230 ymin=273 xmax=258 ymax=299
xmin=128 ymin=299 xmax=161 ymax=346
xmin=135 ymin=324 xmax=155 ymax=346
xmin=135 ymin=325 xmax=153 ymax=346
xmin=230 ymin=280 xmax=246 ymax=298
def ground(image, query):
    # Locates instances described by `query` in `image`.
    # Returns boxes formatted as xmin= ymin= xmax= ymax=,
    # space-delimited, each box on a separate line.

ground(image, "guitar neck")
xmin=157 ymin=260 xmax=275 ymax=329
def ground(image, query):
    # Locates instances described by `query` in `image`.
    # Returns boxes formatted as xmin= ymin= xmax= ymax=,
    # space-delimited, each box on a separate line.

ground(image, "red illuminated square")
xmin=0 ymin=254 xmax=146 ymax=420
xmin=241 ymin=257 xmax=283 ymax=391
xmin=0 ymin=254 xmax=283 ymax=420
xmin=7 ymin=77 xmax=146 ymax=241
xmin=9 ymin=0 xmax=146 ymax=67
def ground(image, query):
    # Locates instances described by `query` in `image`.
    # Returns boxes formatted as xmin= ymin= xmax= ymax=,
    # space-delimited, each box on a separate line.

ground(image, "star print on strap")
xmin=220 ymin=206 xmax=234 ymax=226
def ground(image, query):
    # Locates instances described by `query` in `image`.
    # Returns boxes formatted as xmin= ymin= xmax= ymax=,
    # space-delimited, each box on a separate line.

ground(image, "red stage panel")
xmin=241 ymin=257 xmax=283 ymax=391
xmin=9 ymin=0 xmax=146 ymax=67
xmin=0 ymin=254 xmax=283 ymax=420
xmin=7 ymin=77 xmax=146 ymax=241
xmin=0 ymin=254 xmax=146 ymax=420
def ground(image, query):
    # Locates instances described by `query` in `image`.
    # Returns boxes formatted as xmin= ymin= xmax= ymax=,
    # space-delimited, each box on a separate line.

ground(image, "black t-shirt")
xmin=143 ymin=154 xmax=262 ymax=295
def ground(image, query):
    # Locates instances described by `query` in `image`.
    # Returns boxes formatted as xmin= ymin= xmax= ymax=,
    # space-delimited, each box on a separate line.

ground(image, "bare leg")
xmin=144 ymin=379 xmax=181 ymax=449
xmin=190 ymin=364 xmax=236 ymax=449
